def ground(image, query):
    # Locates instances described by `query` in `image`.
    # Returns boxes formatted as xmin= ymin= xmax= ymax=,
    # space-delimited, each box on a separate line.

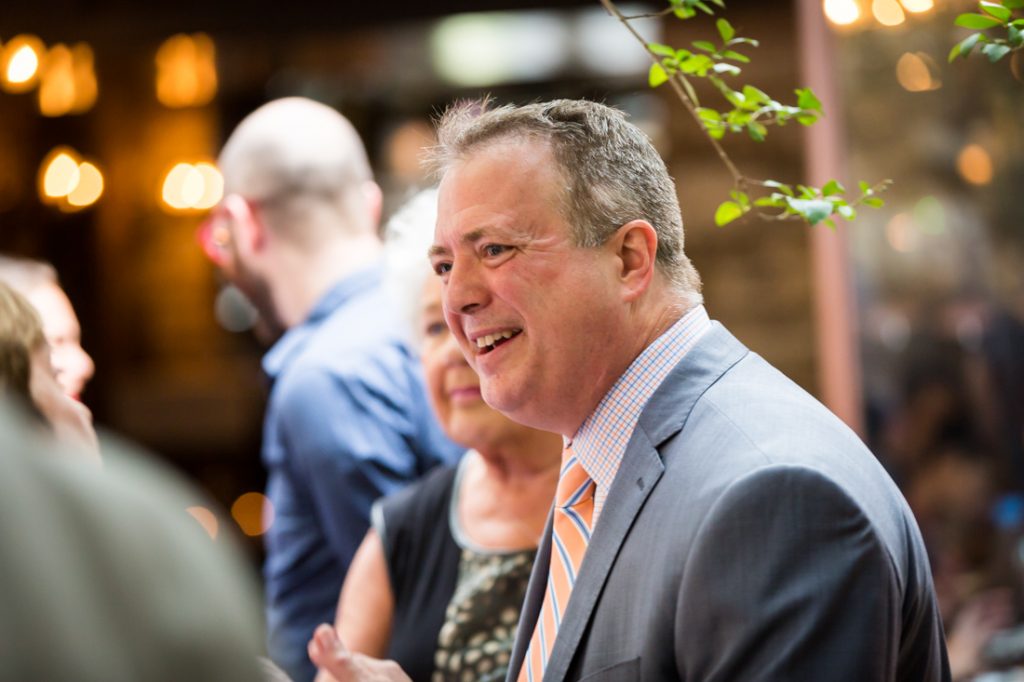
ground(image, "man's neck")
xmin=272 ymin=234 xmax=382 ymax=328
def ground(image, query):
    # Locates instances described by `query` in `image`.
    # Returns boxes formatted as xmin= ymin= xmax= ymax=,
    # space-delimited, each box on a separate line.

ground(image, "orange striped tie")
xmin=519 ymin=449 xmax=595 ymax=682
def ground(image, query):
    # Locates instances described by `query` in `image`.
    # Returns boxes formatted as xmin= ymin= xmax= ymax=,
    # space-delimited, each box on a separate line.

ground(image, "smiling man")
xmin=310 ymin=99 xmax=950 ymax=682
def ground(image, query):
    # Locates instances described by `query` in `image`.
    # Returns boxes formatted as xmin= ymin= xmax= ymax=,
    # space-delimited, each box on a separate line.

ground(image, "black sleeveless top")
xmin=373 ymin=454 xmax=536 ymax=682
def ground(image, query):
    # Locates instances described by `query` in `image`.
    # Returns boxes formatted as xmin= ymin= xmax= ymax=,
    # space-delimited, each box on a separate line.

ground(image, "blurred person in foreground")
xmin=313 ymin=190 xmax=562 ymax=682
xmin=207 ymin=97 xmax=460 ymax=681
xmin=310 ymin=98 xmax=950 ymax=681
xmin=0 ymin=397 xmax=264 ymax=680
xmin=0 ymin=281 xmax=98 ymax=458
xmin=0 ymin=254 xmax=95 ymax=401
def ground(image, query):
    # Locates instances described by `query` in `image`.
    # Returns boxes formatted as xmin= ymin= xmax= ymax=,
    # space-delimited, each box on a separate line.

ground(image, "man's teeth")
xmin=475 ymin=330 xmax=517 ymax=349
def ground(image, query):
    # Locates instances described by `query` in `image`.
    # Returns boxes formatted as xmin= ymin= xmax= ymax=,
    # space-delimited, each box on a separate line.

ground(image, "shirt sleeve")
xmin=273 ymin=360 xmax=430 ymax=570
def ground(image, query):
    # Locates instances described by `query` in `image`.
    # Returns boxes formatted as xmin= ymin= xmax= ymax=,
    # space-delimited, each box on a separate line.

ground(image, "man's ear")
xmin=362 ymin=181 xmax=383 ymax=229
xmin=608 ymin=220 xmax=658 ymax=303
xmin=221 ymin=194 xmax=265 ymax=255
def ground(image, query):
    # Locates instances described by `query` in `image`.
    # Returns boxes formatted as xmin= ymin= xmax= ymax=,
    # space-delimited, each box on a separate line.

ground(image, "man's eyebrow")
xmin=427 ymin=229 xmax=488 ymax=259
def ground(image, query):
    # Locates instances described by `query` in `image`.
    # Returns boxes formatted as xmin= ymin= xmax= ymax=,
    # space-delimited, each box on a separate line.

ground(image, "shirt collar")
xmin=569 ymin=304 xmax=711 ymax=521
xmin=262 ymin=263 xmax=383 ymax=379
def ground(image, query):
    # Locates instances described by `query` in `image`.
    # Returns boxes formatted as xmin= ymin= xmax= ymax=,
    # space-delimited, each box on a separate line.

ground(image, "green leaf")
xmin=730 ymin=190 xmax=750 ymax=209
xmin=838 ymin=204 xmax=856 ymax=220
xmin=693 ymin=40 xmax=717 ymax=53
xmin=859 ymin=180 xmax=872 ymax=195
xmin=754 ymin=196 xmax=785 ymax=207
xmin=741 ymin=85 xmax=769 ymax=105
xmin=795 ymin=87 xmax=822 ymax=112
xmin=715 ymin=201 xmax=745 ymax=226
xmin=949 ymin=32 xmax=985 ymax=62
xmin=708 ymin=0 xmax=726 ymax=7
xmin=649 ymin=63 xmax=669 ymax=87
xmin=648 ymin=43 xmax=676 ymax=58
xmin=674 ymin=6 xmax=697 ymax=19
xmin=694 ymin=0 xmax=714 ymax=15
xmin=955 ymin=12 xmax=1004 ymax=29
xmin=680 ymin=54 xmax=714 ymax=75
xmin=787 ymin=198 xmax=834 ymax=225
xmin=717 ymin=18 xmax=736 ymax=42
xmin=980 ymin=1 xmax=1013 ymax=21
xmin=712 ymin=63 xmax=741 ymax=76
xmin=862 ymin=197 xmax=885 ymax=208
xmin=1010 ymin=25 xmax=1023 ymax=47
xmin=822 ymin=179 xmax=845 ymax=196
xmin=746 ymin=120 xmax=767 ymax=141
xmin=697 ymin=107 xmax=721 ymax=122
xmin=1014 ymin=18 xmax=1024 ymax=27
xmin=982 ymin=42 xmax=1013 ymax=61
xmin=721 ymin=50 xmax=750 ymax=63
xmin=796 ymin=112 xmax=820 ymax=126
xmin=1004 ymin=0 xmax=1024 ymax=9
xmin=822 ymin=218 xmax=837 ymax=231
xmin=763 ymin=180 xmax=794 ymax=196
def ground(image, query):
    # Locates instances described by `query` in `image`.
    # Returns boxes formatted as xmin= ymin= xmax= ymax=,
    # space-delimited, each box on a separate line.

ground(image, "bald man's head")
xmin=218 ymin=97 xmax=376 ymax=242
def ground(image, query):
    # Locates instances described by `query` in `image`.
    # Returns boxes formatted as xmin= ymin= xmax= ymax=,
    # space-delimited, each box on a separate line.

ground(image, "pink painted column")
xmin=795 ymin=0 xmax=865 ymax=436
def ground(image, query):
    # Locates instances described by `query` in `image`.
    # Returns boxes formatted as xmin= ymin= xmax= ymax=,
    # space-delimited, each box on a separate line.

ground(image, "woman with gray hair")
xmin=311 ymin=190 xmax=562 ymax=682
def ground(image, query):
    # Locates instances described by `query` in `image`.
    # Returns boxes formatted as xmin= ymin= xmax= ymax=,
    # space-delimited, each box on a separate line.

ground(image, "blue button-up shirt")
xmin=261 ymin=265 xmax=461 ymax=682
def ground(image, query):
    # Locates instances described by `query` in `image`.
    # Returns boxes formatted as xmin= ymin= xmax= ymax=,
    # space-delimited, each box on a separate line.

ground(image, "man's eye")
xmin=483 ymin=244 xmax=509 ymax=257
xmin=433 ymin=262 xmax=452 ymax=276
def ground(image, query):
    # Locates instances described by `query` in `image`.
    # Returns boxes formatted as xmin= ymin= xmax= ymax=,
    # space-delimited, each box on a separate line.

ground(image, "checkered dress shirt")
xmin=569 ymin=304 xmax=711 ymax=527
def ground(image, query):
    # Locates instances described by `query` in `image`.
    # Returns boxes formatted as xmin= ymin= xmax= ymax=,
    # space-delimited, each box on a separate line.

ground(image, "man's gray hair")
xmin=428 ymin=99 xmax=702 ymax=306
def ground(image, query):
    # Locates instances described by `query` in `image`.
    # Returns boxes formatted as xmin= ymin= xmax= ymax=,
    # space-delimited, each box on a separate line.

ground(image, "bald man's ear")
xmin=221 ymin=194 xmax=266 ymax=255
xmin=362 ymin=181 xmax=383 ymax=230
xmin=609 ymin=220 xmax=658 ymax=303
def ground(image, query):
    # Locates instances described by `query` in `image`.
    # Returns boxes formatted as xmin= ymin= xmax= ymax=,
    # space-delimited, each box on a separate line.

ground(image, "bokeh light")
xmin=957 ymin=144 xmax=994 ymax=185
xmin=186 ymin=506 xmax=219 ymax=540
xmin=66 ymin=162 xmax=104 ymax=207
xmin=161 ymin=162 xmax=223 ymax=212
xmin=40 ymin=149 xmax=82 ymax=200
xmin=37 ymin=147 xmax=105 ymax=211
xmin=2 ymin=35 xmax=45 ymax=93
xmin=873 ymin=0 xmax=906 ymax=26
xmin=899 ymin=0 xmax=934 ymax=12
xmin=886 ymin=212 xmax=917 ymax=253
xmin=824 ymin=0 xmax=861 ymax=26
xmin=896 ymin=52 xmax=940 ymax=92
xmin=155 ymin=33 xmax=217 ymax=108
xmin=231 ymin=492 xmax=274 ymax=537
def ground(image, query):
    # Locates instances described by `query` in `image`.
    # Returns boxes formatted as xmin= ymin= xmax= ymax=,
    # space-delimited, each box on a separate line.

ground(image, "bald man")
xmin=209 ymin=98 xmax=460 ymax=681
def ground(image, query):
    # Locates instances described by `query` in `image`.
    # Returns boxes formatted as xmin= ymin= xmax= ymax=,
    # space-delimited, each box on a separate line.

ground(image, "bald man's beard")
xmin=226 ymin=262 xmax=286 ymax=347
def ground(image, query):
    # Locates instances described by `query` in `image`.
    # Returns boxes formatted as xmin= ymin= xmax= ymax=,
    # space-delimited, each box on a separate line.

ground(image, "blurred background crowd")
xmin=0 ymin=0 xmax=1021 ymax=680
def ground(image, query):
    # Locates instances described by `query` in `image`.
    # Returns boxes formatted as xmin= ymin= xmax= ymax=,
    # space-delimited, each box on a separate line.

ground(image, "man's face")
xmin=199 ymin=203 xmax=283 ymax=340
xmin=431 ymin=139 xmax=624 ymax=436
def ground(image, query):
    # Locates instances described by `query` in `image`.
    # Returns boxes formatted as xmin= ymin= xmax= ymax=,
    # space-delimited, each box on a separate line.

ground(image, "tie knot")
xmin=556 ymin=454 xmax=594 ymax=509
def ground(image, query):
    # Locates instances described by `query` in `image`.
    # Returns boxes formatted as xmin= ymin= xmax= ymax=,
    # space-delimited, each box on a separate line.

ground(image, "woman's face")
xmin=29 ymin=343 xmax=98 ymax=455
xmin=27 ymin=282 xmax=94 ymax=401
xmin=419 ymin=277 xmax=527 ymax=452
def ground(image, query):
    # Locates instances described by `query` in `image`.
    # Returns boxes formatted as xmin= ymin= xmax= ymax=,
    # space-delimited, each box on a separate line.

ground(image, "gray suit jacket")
xmin=508 ymin=324 xmax=949 ymax=682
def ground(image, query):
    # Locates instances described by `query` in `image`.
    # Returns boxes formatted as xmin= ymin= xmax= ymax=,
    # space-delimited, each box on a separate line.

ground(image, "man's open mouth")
xmin=475 ymin=329 xmax=522 ymax=354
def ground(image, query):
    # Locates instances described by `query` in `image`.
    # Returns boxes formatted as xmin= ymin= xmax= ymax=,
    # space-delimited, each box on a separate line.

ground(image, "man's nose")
xmin=444 ymin=262 xmax=488 ymax=316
